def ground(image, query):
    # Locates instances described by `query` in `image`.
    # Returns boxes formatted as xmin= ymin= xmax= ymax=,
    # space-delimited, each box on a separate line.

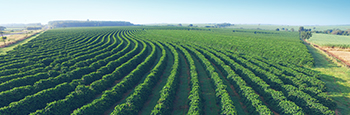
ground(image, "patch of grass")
xmin=308 ymin=33 xmax=350 ymax=48
xmin=305 ymin=42 xmax=350 ymax=115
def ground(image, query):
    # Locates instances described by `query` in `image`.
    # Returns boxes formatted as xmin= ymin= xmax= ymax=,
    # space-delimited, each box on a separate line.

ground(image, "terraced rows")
xmin=0 ymin=27 xmax=336 ymax=115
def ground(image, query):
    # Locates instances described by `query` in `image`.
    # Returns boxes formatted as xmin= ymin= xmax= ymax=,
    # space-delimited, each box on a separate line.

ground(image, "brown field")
xmin=0 ymin=30 xmax=42 ymax=48
xmin=327 ymin=50 xmax=350 ymax=67
xmin=304 ymin=39 xmax=350 ymax=67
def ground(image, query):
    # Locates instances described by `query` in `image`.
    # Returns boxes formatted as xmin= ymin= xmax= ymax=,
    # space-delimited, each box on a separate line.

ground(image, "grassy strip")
xmin=305 ymin=41 xmax=350 ymax=115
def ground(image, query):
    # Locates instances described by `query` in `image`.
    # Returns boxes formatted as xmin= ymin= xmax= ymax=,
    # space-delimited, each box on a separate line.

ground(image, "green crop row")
xmin=172 ymin=43 xmax=203 ymax=115
xmin=111 ymin=40 xmax=167 ymax=115
xmin=71 ymin=39 xmax=154 ymax=115
xmin=151 ymin=42 xmax=180 ymax=115
xmin=198 ymin=45 xmax=334 ymax=115
xmin=184 ymin=45 xmax=237 ymax=115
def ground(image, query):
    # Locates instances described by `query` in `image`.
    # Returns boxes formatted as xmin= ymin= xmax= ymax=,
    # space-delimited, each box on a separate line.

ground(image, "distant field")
xmin=308 ymin=33 xmax=350 ymax=48
xmin=228 ymin=25 xmax=350 ymax=31
xmin=145 ymin=24 xmax=350 ymax=31
xmin=4 ymin=27 xmax=25 ymax=31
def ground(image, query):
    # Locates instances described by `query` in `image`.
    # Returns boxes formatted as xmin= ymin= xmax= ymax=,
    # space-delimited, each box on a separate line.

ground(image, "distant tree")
xmin=299 ymin=26 xmax=304 ymax=32
xmin=178 ymin=24 xmax=182 ymax=26
xmin=291 ymin=28 xmax=295 ymax=32
xmin=216 ymin=23 xmax=232 ymax=27
xmin=189 ymin=24 xmax=193 ymax=27
xmin=313 ymin=27 xmax=316 ymax=29
xmin=0 ymin=26 xmax=6 ymax=31
xmin=332 ymin=30 xmax=344 ymax=35
xmin=285 ymin=28 xmax=288 ymax=31
xmin=282 ymin=28 xmax=285 ymax=30
xmin=0 ymin=31 xmax=6 ymax=45
xmin=276 ymin=28 xmax=280 ymax=31
xmin=301 ymin=31 xmax=312 ymax=39
xmin=2 ymin=36 xmax=7 ymax=45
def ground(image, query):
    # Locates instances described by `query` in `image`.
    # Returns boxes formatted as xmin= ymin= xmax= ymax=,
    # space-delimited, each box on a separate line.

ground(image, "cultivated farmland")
xmin=308 ymin=33 xmax=350 ymax=48
xmin=0 ymin=27 xmax=336 ymax=115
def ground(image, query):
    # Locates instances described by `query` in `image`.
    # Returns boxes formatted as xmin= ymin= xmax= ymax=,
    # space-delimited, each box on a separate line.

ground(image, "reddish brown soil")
xmin=304 ymin=39 xmax=350 ymax=68
xmin=210 ymin=62 xmax=250 ymax=114
xmin=137 ymin=68 xmax=167 ymax=115
xmin=103 ymin=88 xmax=134 ymax=115
xmin=335 ymin=109 xmax=339 ymax=115
xmin=0 ymin=31 xmax=42 ymax=48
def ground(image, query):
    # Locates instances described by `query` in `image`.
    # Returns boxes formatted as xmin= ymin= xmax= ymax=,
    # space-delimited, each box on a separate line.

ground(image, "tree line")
xmin=48 ymin=20 xmax=134 ymax=28
xmin=314 ymin=29 xmax=350 ymax=36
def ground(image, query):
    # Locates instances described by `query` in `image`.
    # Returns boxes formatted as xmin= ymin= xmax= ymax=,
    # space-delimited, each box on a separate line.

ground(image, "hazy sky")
xmin=2 ymin=0 xmax=349 ymax=25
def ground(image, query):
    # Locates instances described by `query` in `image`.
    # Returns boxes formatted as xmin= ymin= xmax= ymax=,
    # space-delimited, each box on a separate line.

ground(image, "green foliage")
xmin=150 ymin=43 xmax=180 ymax=115
xmin=302 ymin=31 xmax=312 ymax=39
xmin=308 ymin=33 xmax=350 ymax=48
xmin=0 ymin=26 xmax=336 ymax=115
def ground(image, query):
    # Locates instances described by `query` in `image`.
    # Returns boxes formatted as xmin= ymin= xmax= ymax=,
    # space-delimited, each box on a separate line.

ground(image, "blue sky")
xmin=1 ymin=0 xmax=349 ymax=25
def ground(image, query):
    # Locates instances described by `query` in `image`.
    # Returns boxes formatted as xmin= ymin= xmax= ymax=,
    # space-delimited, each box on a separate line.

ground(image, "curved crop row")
xmin=183 ymin=45 xmax=238 ymax=115
xmin=150 ymin=42 xmax=180 ymax=115
xmin=191 ymin=45 xmax=303 ymax=115
xmin=197 ymin=45 xmax=334 ymax=115
xmin=70 ymin=39 xmax=153 ymax=115
xmin=172 ymin=43 xmax=203 ymax=115
xmin=111 ymin=40 xmax=167 ymax=115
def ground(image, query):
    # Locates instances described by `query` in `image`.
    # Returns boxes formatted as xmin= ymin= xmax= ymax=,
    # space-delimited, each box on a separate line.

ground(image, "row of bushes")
xmin=196 ymin=45 xmax=302 ymax=114
xmin=173 ymin=43 xmax=203 ymax=115
xmin=204 ymin=46 xmax=333 ymax=114
xmin=184 ymin=45 xmax=237 ymax=115
xmin=0 ymin=31 xmax=127 ymax=108
xmin=150 ymin=42 xmax=180 ymax=115
xmin=0 ymin=29 xmax=108 ymax=71
xmin=0 ymin=30 xmax=139 ymax=114
xmin=0 ymin=30 xmax=115 ymax=91
xmin=70 ymin=39 xmax=154 ymax=115
xmin=28 ymin=31 xmax=147 ymax=115
xmin=111 ymin=40 xmax=167 ymax=115
xmin=237 ymin=53 xmax=336 ymax=110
